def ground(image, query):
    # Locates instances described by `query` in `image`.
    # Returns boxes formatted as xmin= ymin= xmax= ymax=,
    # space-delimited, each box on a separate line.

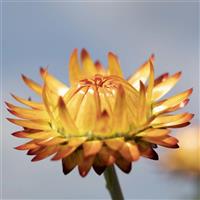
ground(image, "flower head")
xmin=161 ymin=125 xmax=200 ymax=175
xmin=7 ymin=49 xmax=194 ymax=176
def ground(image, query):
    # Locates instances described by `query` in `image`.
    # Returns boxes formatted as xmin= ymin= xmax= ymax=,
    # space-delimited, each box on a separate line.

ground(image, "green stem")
xmin=103 ymin=165 xmax=124 ymax=200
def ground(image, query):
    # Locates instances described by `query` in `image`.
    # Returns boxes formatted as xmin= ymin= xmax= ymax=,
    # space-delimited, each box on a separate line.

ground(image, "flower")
xmin=7 ymin=49 xmax=194 ymax=177
xmin=161 ymin=125 xmax=200 ymax=175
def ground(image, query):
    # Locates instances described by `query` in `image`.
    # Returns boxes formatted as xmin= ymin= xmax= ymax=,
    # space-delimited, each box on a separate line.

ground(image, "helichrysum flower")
xmin=161 ymin=125 xmax=200 ymax=175
xmin=7 ymin=49 xmax=194 ymax=177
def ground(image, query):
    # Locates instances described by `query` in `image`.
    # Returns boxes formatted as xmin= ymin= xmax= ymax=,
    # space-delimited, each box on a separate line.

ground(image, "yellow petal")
xmin=75 ymin=87 xmax=97 ymax=133
xmin=112 ymin=85 xmax=129 ymax=133
xmin=83 ymin=140 xmax=102 ymax=157
xmin=81 ymin=48 xmax=97 ymax=78
xmin=107 ymin=52 xmax=123 ymax=77
xmin=11 ymin=94 xmax=45 ymax=110
xmin=128 ymin=54 xmax=154 ymax=90
xmin=152 ymin=72 xmax=181 ymax=101
xmin=7 ymin=118 xmax=51 ymax=130
xmin=136 ymin=128 xmax=170 ymax=137
xmin=151 ymin=113 xmax=194 ymax=128
xmin=58 ymin=97 xmax=79 ymax=135
xmin=119 ymin=141 xmax=140 ymax=162
xmin=153 ymin=88 xmax=193 ymax=115
xmin=6 ymin=102 xmax=49 ymax=121
xmin=40 ymin=68 xmax=69 ymax=97
xmin=69 ymin=48 xmax=82 ymax=85
xmin=105 ymin=137 xmax=124 ymax=151
xmin=21 ymin=74 xmax=42 ymax=95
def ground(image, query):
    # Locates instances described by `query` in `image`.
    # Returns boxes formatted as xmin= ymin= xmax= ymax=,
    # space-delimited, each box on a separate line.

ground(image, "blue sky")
xmin=1 ymin=1 xmax=199 ymax=199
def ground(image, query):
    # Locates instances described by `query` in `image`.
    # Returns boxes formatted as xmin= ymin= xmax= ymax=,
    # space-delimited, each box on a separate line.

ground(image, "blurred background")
xmin=1 ymin=1 xmax=199 ymax=199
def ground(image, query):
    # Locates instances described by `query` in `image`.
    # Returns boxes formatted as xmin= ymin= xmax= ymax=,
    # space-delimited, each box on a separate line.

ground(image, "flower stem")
xmin=103 ymin=165 xmax=124 ymax=200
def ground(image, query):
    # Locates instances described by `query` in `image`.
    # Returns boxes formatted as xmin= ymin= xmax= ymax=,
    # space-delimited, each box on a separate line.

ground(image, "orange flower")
xmin=161 ymin=125 xmax=200 ymax=175
xmin=7 ymin=49 xmax=194 ymax=177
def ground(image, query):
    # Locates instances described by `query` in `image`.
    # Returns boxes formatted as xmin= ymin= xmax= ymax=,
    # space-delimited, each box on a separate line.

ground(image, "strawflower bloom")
xmin=7 ymin=49 xmax=194 ymax=177
xmin=161 ymin=125 xmax=200 ymax=175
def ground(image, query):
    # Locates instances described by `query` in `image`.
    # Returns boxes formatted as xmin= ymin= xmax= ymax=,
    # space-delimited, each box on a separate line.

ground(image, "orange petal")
xmin=140 ymin=147 xmax=158 ymax=160
xmin=152 ymin=72 xmax=181 ymax=101
xmin=119 ymin=141 xmax=140 ymax=162
xmin=93 ymin=156 xmax=106 ymax=175
xmin=7 ymin=118 xmax=51 ymax=130
xmin=107 ymin=52 xmax=123 ymax=77
xmin=51 ymin=137 xmax=87 ymax=160
xmin=154 ymin=73 xmax=169 ymax=86
xmin=32 ymin=146 xmax=59 ymax=161
xmin=105 ymin=137 xmax=124 ymax=151
xmin=37 ymin=137 xmax=67 ymax=146
xmin=98 ymin=147 xmax=116 ymax=166
xmin=116 ymin=155 xmax=132 ymax=173
xmin=69 ymin=48 xmax=82 ymax=85
xmin=15 ymin=140 xmax=40 ymax=150
xmin=142 ymin=135 xmax=179 ymax=148
xmin=58 ymin=97 xmax=79 ymax=135
xmin=83 ymin=140 xmax=102 ymax=157
xmin=78 ymin=155 xmax=95 ymax=177
xmin=62 ymin=152 xmax=81 ymax=175
xmin=128 ymin=54 xmax=154 ymax=90
xmin=21 ymin=74 xmax=42 ymax=95
xmin=11 ymin=94 xmax=45 ymax=110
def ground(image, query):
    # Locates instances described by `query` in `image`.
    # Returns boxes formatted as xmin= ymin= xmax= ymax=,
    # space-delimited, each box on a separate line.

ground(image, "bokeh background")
xmin=1 ymin=1 xmax=199 ymax=199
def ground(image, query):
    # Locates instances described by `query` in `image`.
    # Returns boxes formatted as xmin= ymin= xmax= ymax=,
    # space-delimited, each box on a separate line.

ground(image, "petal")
xmin=142 ymin=135 xmax=179 ymax=148
xmin=62 ymin=152 xmax=79 ymax=175
xmin=40 ymin=68 xmax=69 ymax=97
xmin=105 ymin=137 xmax=124 ymax=151
xmin=152 ymin=72 xmax=181 ymax=101
xmin=128 ymin=54 xmax=154 ymax=90
xmin=136 ymin=128 xmax=170 ymax=137
xmin=83 ymin=140 xmax=102 ymax=157
xmin=140 ymin=146 xmax=158 ymax=160
xmin=58 ymin=97 xmax=79 ymax=135
xmin=31 ymin=146 xmax=59 ymax=161
xmin=151 ymin=113 xmax=194 ymax=128
xmin=112 ymin=85 xmax=129 ymax=133
xmin=98 ymin=147 xmax=116 ymax=166
xmin=6 ymin=102 xmax=49 ymax=121
xmin=21 ymin=74 xmax=42 ymax=95
xmin=51 ymin=137 xmax=87 ymax=160
xmin=11 ymin=94 xmax=45 ymax=110
xmin=81 ymin=48 xmax=97 ymax=78
xmin=7 ymin=118 xmax=51 ymax=130
xmin=115 ymin=154 xmax=132 ymax=173
xmin=75 ymin=87 xmax=97 ymax=133
xmin=107 ymin=52 xmax=123 ymax=77
xmin=153 ymin=88 xmax=193 ymax=115
xmin=15 ymin=140 xmax=40 ymax=150
xmin=154 ymin=73 xmax=169 ymax=86
xmin=119 ymin=141 xmax=140 ymax=162
xmin=69 ymin=48 xmax=82 ymax=85
xmin=78 ymin=154 xmax=95 ymax=177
